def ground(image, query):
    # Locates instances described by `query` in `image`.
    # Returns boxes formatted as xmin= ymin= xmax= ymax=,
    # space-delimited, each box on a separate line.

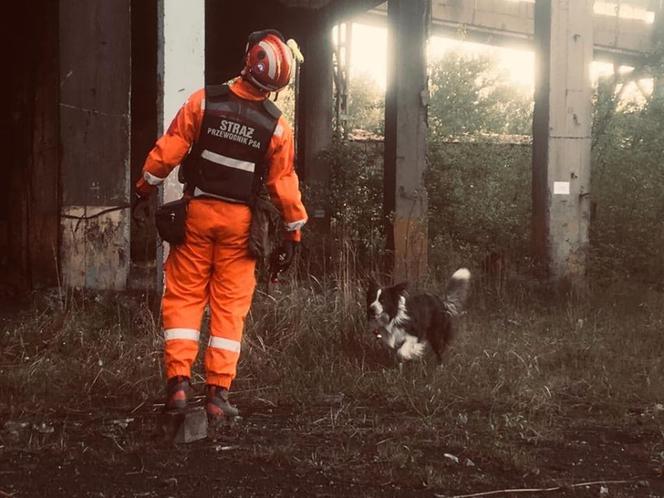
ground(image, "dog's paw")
xmin=397 ymin=339 xmax=426 ymax=361
xmin=412 ymin=342 xmax=426 ymax=358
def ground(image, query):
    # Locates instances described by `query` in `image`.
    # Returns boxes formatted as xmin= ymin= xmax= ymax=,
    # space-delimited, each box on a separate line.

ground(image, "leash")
xmin=60 ymin=203 xmax=133 ymax=231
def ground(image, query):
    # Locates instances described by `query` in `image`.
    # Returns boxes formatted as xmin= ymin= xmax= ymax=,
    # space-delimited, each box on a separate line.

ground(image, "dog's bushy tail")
xmin=444 ymin=268 xmax=471 ymax=317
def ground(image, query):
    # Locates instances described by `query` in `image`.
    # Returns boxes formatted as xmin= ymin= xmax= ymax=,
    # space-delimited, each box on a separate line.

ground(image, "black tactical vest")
xmin=181 ymin=84 xmax=282 ymax=204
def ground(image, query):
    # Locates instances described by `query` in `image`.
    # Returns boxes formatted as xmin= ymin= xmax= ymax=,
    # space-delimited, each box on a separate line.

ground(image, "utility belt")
xmin=155 ymin=170 xmax=249 ymax=246
xmin=154 ymin=185 xmax=281 ymax=264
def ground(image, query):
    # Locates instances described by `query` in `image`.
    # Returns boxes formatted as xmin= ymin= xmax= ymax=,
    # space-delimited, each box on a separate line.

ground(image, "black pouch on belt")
xmin=155 ymin=197 xmax=189 ymax=245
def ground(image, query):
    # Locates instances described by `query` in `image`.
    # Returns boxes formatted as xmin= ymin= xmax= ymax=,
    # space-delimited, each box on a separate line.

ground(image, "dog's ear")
xmin=393 ymin=281 xmax=408 ymax=295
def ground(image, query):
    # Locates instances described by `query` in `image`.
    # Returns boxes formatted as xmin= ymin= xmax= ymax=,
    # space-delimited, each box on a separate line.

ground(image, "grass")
xmin=1 ymin=274 xmax=664 ymax=495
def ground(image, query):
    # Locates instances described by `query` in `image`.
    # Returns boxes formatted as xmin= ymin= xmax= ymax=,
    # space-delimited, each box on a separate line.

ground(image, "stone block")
xmin=161 ymin=407 xmax=208 ymax=444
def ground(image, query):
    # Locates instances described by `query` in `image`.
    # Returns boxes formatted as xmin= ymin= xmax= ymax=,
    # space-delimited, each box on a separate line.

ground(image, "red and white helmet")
xmin=242 ymin=29 xmax=295 ymax=92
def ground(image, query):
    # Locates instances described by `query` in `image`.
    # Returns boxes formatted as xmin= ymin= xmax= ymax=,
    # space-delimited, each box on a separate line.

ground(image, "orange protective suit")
xmin=137 ymin=78 xmax=308 ymax=389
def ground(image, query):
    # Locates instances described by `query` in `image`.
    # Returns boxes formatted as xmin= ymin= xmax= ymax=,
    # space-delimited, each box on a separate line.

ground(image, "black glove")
xmin=270 ymin=240 xmax=300 ymax=275
xmin=131 ymin=193 xmax=152 ymax=224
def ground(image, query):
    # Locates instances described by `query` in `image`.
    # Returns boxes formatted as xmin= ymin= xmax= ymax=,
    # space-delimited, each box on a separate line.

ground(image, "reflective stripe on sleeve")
xmin=164 ymin=328 xmax=200 ymax=342
xmin=285 ymin=219 xmax=307 ymax=232
xmin=144 ymin=171 xmax=166 ymax=186
xmin=273 ymin=124 xmax=284 ymax=138
xmin=208 ymin=336 xmax=242 ymax=353
xmin=201 ymin=150 xmax=255 ymax=173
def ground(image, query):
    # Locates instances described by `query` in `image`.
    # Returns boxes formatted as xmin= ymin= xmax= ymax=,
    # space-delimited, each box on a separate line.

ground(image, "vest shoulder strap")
xmin=206 ymin=84 xmax=230 ymax=99
xmin=262 ymin=98 xmax=282 ymax=120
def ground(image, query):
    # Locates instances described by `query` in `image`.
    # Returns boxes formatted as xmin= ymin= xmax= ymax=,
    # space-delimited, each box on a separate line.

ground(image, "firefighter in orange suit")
xmin=134 ymin=30 xmax=307 ymax=419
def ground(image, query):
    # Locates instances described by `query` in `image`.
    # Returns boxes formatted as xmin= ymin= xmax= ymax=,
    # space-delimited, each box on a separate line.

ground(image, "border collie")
xmin=366 ymin=268 xmax=471 ymax=363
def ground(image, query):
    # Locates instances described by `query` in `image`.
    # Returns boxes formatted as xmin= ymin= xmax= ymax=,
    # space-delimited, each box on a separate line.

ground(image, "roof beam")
xmin=361 ymin=0 xmax=657 ymax=64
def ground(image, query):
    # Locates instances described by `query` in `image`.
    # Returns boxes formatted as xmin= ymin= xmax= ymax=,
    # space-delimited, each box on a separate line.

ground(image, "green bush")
xmin=590 ymin=81 xmax=664 ymax=283
xmin=301 ymin=141 xmax=385 ymax=278
xmin=426 ymin=139 xmax=532 ymax=273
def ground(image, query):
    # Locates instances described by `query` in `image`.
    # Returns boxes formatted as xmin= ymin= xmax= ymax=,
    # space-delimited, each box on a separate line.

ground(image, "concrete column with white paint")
xmin=157 ymin=0 xmax=206 ymax=204
xmin=154 ymin=0 xmax=205 ymax=285
xmin=532 ymin=0 xmax=593 ymax=286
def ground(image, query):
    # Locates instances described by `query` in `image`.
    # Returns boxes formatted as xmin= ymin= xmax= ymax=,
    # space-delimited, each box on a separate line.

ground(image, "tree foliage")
xmin=590 ymin=73 xmax=664 ymax=282
xmin=347 ymin=71 xmax=385 ymax=134
xmin=428 ymin=51 xmax=533 ymax=138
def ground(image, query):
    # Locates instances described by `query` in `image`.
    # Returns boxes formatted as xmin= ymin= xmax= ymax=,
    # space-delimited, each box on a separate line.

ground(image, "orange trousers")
xmin=162 ymin=198 xmax=256 ymax=389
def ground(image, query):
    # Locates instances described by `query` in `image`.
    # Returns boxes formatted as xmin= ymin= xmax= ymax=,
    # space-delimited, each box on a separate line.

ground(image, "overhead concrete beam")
xmin=384 ymin=0 xmax=429 ymax=282
xmin=532 ymin=0 xmax=593 ymax=287
xmin=278 ymin=0 xmax=334 ymax=8
xmin=324 ymin=0 xmax=386 ymax=22
xmin=363 ymin=0 xmax=656 ymax=64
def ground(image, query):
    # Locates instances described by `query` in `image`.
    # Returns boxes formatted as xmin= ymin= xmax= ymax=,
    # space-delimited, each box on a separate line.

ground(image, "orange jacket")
xmin=136 ymin=78 xmax=308 ymax=241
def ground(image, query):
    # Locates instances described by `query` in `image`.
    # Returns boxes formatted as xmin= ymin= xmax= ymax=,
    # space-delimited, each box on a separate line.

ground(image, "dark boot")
xmin=165 ymin=376 xmax=191 ymax=412
xmin=206 ymin=385 xmax=239 ymax=419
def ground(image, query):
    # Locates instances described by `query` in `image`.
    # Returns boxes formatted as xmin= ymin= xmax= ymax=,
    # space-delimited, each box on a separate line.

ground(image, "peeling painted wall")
xmin=61 ymin=208 xmax=130 ymax=289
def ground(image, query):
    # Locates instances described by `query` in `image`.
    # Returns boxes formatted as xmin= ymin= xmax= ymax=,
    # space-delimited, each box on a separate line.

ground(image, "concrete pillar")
xmin=384 ymin=0 xmax=430 ymax=282
xmin=653 ymin=0 xmax=664 ymax=100
xmin=297 ymin=19 xmax=335 ymax=222
xmin=158 ymin=0 xmax=205 ymax=204
xmin=153 ymin=0 xmax=205 ymax=287
xmin=59 ymin=0 xmax=132 ymax=290
xmin=532 ymin=0 xmax=593 ymax=286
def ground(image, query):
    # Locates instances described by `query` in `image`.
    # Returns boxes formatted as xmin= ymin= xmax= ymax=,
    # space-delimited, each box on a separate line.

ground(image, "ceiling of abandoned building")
xmin=277 ymin=0 xmax=335 ymax=8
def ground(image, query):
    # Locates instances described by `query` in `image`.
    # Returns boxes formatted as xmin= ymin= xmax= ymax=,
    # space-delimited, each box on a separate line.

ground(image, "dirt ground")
xmin=2 ymin=394 xmax=663 ymax=498
xmin=2 ymin=285 xmax=664 ymax=497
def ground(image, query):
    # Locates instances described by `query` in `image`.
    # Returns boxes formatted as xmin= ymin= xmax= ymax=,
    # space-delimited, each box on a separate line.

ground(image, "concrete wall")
xmin=2 ymin=1 xmax=60 ymax=292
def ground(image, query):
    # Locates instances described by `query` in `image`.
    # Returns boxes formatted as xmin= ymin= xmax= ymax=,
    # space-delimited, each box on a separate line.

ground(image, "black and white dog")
xmin=366 ymin=269 xmax=471 ymax=363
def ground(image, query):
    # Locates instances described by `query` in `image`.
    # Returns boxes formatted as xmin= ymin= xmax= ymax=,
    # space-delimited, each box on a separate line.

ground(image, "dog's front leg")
xmin=396 ymin=337 xmax=426 ymax=362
